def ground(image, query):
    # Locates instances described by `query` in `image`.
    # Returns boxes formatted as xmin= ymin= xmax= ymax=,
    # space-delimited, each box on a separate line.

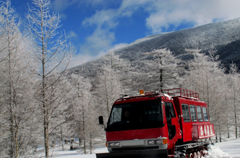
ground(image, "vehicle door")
xmin=165 ymin=102 xmax=181 ymax=146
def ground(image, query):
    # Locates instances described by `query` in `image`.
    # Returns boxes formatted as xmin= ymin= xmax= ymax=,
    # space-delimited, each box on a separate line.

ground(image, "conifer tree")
xmin=27 ymin=0 xmax=72 ymax=157
xmin=0 ymin=1 xmax=36 ymax=157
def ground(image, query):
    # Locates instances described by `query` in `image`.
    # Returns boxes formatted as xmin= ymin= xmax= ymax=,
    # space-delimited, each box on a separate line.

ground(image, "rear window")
xmin=196 ymin=106 xmax=203 ymax=122
xmin=182 ymin=104 xmax=190 ymax=122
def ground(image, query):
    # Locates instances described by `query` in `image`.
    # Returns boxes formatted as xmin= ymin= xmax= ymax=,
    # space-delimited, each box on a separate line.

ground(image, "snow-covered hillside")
xmin=69 ymin=17 xmax=240 ymax=75
xmin=36 ymin=139 xmax=240 ymax=158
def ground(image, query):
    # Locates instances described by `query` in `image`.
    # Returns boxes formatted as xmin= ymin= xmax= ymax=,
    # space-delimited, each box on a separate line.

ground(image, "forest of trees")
xmin=0 ymin=0 xmax=239 ymax=158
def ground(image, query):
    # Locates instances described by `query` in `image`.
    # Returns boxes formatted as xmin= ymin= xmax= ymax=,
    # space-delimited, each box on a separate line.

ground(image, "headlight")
xmin=155 ymin=139 xmax=162 ymax=144
xmin=108 ymin=142 xmax=120 ymax=147
xmin=147 ymin=139 xmax=165 ymax=145
xmin=148 ymin=140 xmax=155 ymax=145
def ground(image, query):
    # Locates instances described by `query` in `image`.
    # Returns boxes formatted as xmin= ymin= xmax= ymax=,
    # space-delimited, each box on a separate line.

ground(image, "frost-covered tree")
xmin=182 ymin=51 xmax=230 ymax=141
xmin=26 ymin=0 xmax=72 ymax=157
xmin=97 ymin=51 xmax=123 ymax=117
xmin=228 ymin=63 xmax=240 ymax=138
xmin=75 ymin=76 xmax=91 ymax=154
xmin=67 ymin=74 xmax=99 ymax=154
xmin=0 ymin=1 xmax=37 ymax=157
xmin=139 ymin=49 xmax=180 ymax=91
xmin=45 ymin=75 xmax=75 ymax=144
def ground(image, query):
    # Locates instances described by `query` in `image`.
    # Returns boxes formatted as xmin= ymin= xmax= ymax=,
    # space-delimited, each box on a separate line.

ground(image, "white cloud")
xmin=51 ymin=0 xmax=105 ymax=13
xmin=80 ymin=0 xmax=149 ymax=59
xmin=83 ymin=0 xmax=240 ymax=35
xmin=50 ymin=0 xmax=80 ymax=20
xmin=69 ymin=53 xmax=100 ymax=68
xmin=69 ymin=43 xmax=128 ymax=68
xmin=51 ymin=0 xmax=78 ymax=12
xmin=80 ymin=27 xmax=115 ymax=55
xmin=145 ymin=0 xmax=240 ymax=33
xmin=68 ymin=31 xmax=77 ymax=39
xmin=109 ymin=43 xmax=128 ymax=52
xmin=82 ymin=9 xmax=118 ymax=29
xmin=85 ymin=0 xmax=105 ymax=7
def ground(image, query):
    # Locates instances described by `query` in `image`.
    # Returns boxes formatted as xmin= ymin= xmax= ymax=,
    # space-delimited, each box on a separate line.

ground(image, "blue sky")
xmin=10 ymin=0 xmax=240 ymax=67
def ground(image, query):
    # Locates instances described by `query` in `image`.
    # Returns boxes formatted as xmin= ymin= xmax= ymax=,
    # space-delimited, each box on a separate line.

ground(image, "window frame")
xmin=106 ymin=100 xmax=164 ymax=132
xmin=196 ymin=106 xmax=203 ymax=122
xmin=181 ymin=104 xmax=190 ymax=122
xmin=202 ymin=106 xmax=209 ymax=122
xmin=165 ymin=102 xmax=176 ymax=120
xmin=190 ymin=105 xmax=197 ymax=122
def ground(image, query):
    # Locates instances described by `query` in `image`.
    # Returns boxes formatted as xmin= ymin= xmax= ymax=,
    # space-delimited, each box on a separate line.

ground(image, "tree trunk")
xmin=219 ymin=126 xmax=222 ymax=142
xmin=78 ymin=137 xmax=81 ymax=147
xmin=159 ymin=56 xmax=163 ymax=91
xmin=90 ymin=133 xmax=92 ymax=154
xmin=83 ymin=106 xmax=86 ymax=154
xmin=160 ymin=68 xmax=163 ymax=91
xmin=104 ymin=78 xmax=110 ymax=117
xmin=7 ymin=11 xmax=14 ymax=157
xmin=215 ymin=132 xmax=218 ymax=143
xmin=206 ymin=76 xmax=210 ymax=121
xmin=61 ymin=126 xmax=64 ymax=151
xmin=233 ymin=80 xmax=238 ymax=138
xmin=10 ymin=103 xmax=14 ymax=158
xmin=15 ymin=126 xmax=19 ymax=158
xmin=41 ymin=4 xmax=49 ymax=155
xmin=78 ymin=125 xmax=82 ymax=147
xmin=44 ymin=107 xmax=49 ymax=157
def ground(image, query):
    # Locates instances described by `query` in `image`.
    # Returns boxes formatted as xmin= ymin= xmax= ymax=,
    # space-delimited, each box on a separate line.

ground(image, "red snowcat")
xmin=97 ymin=88 xmax=215 ymax=158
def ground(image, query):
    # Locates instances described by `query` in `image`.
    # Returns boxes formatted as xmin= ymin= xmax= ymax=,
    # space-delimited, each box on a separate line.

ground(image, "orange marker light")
xmin=163 ymin=138 xmax=168 ymax=144
xmin=139 ymin=90 xmax=144 ymax=95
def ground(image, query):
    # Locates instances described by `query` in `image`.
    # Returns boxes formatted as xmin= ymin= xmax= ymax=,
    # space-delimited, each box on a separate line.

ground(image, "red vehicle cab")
xmin=98 ymin=88 xmax=215 ymax=158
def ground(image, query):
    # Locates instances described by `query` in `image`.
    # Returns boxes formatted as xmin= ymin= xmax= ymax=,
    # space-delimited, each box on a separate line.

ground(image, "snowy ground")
xmin=214 ymin=139 xmax=240 ymax=158
xmin=35 ymin=139 xmax=240 ymax=158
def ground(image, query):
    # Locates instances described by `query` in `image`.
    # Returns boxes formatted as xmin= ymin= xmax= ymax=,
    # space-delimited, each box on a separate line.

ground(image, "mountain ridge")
xmin=69 ymin=17 xmax=240 ymax=75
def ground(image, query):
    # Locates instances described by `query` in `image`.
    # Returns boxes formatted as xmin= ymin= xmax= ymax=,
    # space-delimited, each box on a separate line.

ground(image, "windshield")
xmin=107 ymin=100 xmax=163 ymax=131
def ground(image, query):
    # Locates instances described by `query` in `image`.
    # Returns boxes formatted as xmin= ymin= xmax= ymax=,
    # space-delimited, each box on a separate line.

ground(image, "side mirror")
xmin=99 ymin=116 xmax=104 ymax=125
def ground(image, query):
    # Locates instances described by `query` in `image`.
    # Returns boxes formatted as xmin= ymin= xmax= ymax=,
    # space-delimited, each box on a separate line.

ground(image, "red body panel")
xmin=173 ymin=97 xmax=214 ymax=142
xmin=106 ymin=127 xmax=168 ymax=141
xmin=192 ymin=123 xmax=215 ymax=140
xmin=182 ymin=122 xmax=192 ymax=142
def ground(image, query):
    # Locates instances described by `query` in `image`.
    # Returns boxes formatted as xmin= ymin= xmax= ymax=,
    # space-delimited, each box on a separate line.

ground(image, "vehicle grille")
xmin=112 ymin=146 xmax=159 ymax=152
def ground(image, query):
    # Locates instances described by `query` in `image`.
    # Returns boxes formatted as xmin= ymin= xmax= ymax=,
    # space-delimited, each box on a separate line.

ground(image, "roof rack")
xmin=144 ymin=90 xmax=160 ymax=95
xmin=161 ymin=88 xmax=199 ymax=100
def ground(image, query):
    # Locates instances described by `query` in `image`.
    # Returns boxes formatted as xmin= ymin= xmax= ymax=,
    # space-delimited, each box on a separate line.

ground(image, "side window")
xmin=196 ymin=106 xmax=203 ymax=122
xmin=109 ymin=107 xmax=122 ymax=125
xmin=182 ymin=104 xmax=190 ymax=122
xmin=165 ymin=102 xmax=176 ymax=120
xmin=190 ymin=105 xmax=197 ymax=122
xmin=202 ymin=107 xmax=209 ymax=121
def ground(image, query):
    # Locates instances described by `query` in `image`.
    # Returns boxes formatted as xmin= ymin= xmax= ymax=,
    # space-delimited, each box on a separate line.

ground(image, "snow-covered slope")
xmin=113 ymin=17 xmax=240 ymax=68
xmin=214 ymin=139 xmax=240 ymax=158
